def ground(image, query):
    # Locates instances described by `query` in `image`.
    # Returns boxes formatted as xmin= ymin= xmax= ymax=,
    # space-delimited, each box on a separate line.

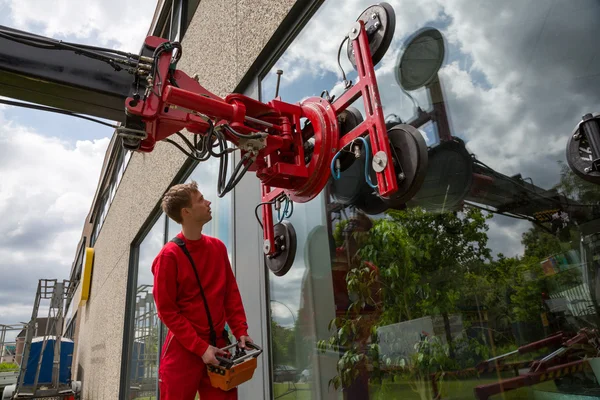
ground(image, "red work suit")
xmin=152 ymin=233 xmax=249 ymax=400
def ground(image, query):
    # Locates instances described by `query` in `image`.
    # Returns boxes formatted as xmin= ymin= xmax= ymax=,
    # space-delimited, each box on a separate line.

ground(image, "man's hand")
xmin=239 ymin=335 xmax=253 ymax=349
xmin=202 ymin=345 xmax=227 ymax=366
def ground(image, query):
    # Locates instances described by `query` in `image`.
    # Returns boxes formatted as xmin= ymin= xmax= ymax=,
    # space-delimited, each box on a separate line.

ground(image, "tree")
xmin=319 ymin=206 xmax=493 ymax=391
xmin=555 ymin=161 xmax=600 ymax=205
xmin=381 ymin=207 xmax=492 ymax=356
xmin=270 ymin=318 xmax=296 ymax=367
xmin=521 ymin=225 xmax=563 ymax=260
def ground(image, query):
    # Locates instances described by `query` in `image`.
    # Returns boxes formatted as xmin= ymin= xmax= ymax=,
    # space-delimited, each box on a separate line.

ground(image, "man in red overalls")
xmin=152 ymin=181 xmax=252 ymax=399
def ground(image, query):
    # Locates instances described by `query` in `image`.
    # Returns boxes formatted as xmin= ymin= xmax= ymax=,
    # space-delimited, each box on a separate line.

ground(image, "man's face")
xmin=182 ymin=190 xmax=212 ymax=226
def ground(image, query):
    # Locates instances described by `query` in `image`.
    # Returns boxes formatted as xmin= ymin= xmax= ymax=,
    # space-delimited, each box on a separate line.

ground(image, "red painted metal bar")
xmin=474 ymin=359 xmax=590 ymax=400
xmin=164 ymin=86 xmax=236 ymax=121
xmin=261 ymin=185 xmax=281 ymax=256
xmin=332 ymin=21 xmax=397 ymax=197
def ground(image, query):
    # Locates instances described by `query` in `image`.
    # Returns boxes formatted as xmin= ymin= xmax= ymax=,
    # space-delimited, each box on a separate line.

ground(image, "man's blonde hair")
xmin=161 ymin=181 xmax=199 ymax=223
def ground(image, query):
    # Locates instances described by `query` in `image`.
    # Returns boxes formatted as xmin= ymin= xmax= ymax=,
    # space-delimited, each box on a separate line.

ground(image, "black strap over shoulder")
xmin=171 ymin=236 xmax=219 ymax=347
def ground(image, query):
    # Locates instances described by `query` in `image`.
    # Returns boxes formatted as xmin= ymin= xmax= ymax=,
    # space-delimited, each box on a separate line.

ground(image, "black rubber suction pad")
xmin=347 ymin=2 xmax=396 ymax=70
xmin=566 ymin=114 xmax=600 ymax=184
xmin=331 ymin=150 xmax=367 ymax=206
xmin=355 ymin=187 xmax=390 ymax=215
xmin=337 ymin=107 xmax=364 ymax=171
xmin=266 ymin=220 xmax=297 ymax=277
xmin=376 ymin=124 xmax=429 ymax=207
xmin=330 ymin=150 xmax=389 ymax=216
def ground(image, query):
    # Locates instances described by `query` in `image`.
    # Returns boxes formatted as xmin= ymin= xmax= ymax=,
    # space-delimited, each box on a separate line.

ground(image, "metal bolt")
xmin=193 ymin=73 xmax=200 ymax=82
xmin=398 ymin=173 xmax=405 ymax=180
xmin=352 ymin=28 xmax=357 ymax=34
xmin=280 ymin=235 xmax=285 ymax=241
xmin=374 ymin=22 xmax=381 ymax=29
xmin=585 ymin=167 xmax=592 ymax=173
xmin=371 ymin=13 xmax=378 ymax=19
xmin=281 ymin=245 xmax=286 ymax=251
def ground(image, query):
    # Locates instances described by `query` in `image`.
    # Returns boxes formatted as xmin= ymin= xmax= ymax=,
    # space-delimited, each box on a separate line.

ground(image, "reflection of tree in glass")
xmin=321 ymin=207 xmax=492 ymax=390
xmin=130 ymin=284 xmax=160 ymax=398
xmin=320 ymin=202 xmax=593 ymax=394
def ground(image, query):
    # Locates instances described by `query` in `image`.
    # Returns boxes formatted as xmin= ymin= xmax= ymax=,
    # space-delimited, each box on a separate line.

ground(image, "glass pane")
xmin=167 ymin=214 xmax=180 ymax=241
xmin=186 ymin=156 xmax=234 ymax=256
xmin=128 ymin=214 xmax=165 ymax=400
xmin=262 ymin=1 xmax=600 ymax=399
xmin=170 ymin=0 xmax=182 ymax=41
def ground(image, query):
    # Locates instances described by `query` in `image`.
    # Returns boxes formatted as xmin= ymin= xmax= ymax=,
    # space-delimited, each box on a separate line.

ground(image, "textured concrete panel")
xmin=76 ymin=253 xmax=128 ymax=400
xmin=178 ymin=0 xmax=238 ymax=96
xmin=236 ymin=0 xmax=298 ymax=83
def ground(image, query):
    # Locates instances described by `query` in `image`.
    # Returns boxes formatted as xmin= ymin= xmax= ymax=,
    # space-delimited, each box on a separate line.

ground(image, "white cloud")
xmin=0 ymin=0 xmax=157 ymax=327
xmin=0 ymin=113 xmax=109 ymax=324
xmin=2 ymin=0 xmax=158 ymax=52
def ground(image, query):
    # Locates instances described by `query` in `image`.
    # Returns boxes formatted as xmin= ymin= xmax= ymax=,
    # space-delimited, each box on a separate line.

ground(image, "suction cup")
xmin=337 ymin=107 xmax=364 ymax=171
xmin=374 ymin=124 xmax=429 ymax=208
xmin=355 ymin=189 xmax=390 ymax=215
xmin=347 ymin=2 xmax=396 ymax=70
xmin=566 ymin=113 xmax=600 ymax=184
xmin=397 ymin=28 xmax=445 ymax=91
xmin=266 ymin=221 xmax=297 ymax=277
xmin=409 ymin=139 xmax=473 ymax=212
xmin=330 ymin=138 xmax=390 ymax=216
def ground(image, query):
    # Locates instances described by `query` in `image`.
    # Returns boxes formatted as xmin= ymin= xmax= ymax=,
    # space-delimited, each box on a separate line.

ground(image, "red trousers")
xmin=159 ymin=333 xmax=238 ymax=400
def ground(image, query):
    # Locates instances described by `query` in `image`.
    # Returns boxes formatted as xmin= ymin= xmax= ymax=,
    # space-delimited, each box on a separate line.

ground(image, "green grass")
xmin=273 ymin=383 xmax=315 ymax=399
xmin=273 ymin=378 xmax=559 ymax=400
xmin=369 ymin=378 xmax=558 ymax=400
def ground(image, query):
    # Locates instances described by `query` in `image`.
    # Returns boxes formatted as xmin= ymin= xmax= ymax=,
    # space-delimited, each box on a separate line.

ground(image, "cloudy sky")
xmin=0 ymin=0 xmax=157 ymax=340
xmin=263 ymin=0 xmax=600 ymax=327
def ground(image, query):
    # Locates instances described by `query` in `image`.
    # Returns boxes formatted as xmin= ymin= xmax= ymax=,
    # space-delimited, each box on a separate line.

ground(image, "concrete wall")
xmin=74 ymin=1 xmax=297 ymax=399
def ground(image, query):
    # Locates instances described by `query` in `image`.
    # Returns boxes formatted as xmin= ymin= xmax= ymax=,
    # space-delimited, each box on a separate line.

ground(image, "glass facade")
xmin=128 ymin=214 xmax=165 ymax=400
xmin=125 ymin=155 xmax=234 ymax=399
xmin=262 ymin=1 xmax=600 ymax=399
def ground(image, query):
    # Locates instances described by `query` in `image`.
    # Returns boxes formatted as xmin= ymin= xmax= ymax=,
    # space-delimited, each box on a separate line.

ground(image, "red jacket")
xmin=152 ymin=232 xmax=249 ymax=357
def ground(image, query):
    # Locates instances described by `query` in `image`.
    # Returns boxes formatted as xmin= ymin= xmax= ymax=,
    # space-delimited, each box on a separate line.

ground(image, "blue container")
xmin=23 ymin=337 xmax=73 ymax=385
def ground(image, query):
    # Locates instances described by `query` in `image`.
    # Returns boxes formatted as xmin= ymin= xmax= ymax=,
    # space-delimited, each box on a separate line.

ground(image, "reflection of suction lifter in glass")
xmin=207 ymin=342 xmax=263 ymax=391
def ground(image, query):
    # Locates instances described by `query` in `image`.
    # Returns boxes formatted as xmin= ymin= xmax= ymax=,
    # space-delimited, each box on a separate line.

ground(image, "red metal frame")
xmin=474 ymin=359 xmax=592 ymax=400
xmin=428 ymin=329 xmax=600 ymax=400
xmin=332 ymin=21 xmax=397 ymax=197
xmin=125 ymin=21 xmax=396 ymax=255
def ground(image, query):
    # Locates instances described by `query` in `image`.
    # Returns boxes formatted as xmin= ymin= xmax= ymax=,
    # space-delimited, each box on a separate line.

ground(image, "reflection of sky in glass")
xmin=268 ymin=195 xmax=325 ymax=328
xmin=138 ymin=215 xmax=165 ymax=289
xmin=187 ymin=157 xmax=233 ymax=257
xmin=263 ymin=0 xmax=600 ymax=259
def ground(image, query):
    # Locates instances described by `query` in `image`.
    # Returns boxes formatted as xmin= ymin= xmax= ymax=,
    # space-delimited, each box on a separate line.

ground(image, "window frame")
xmin=118 ymin=0 xmax=325 ymax=396
xmin=89 ymin=139 xmax=132 ymax=246
xmin=250 ymin=1 xmax=324 ymax=397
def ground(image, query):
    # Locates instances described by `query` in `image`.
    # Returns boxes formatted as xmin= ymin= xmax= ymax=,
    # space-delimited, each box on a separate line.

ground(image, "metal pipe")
xmin=165 ymin=86 xmax=235 ymax=121
xmin=244 ymin=116 xmax=274 ymax=128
